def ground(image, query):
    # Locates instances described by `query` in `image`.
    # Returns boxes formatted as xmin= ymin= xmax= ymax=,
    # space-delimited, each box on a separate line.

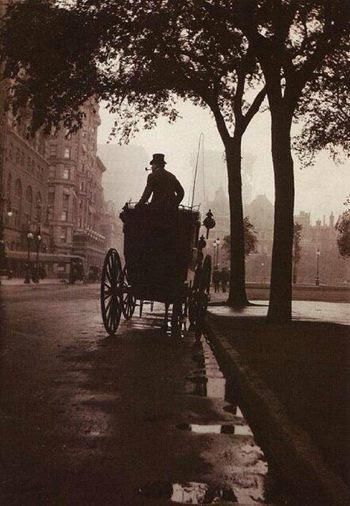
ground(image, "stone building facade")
xmin=46 ymin=100 xmax=109 ymax=278
xmin=0 ymin=85 xmax=50 ymax=276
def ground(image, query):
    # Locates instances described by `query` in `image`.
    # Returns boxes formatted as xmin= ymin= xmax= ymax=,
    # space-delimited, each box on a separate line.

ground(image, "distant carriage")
xmin=100 ymin=204 xmax=212 ymax=335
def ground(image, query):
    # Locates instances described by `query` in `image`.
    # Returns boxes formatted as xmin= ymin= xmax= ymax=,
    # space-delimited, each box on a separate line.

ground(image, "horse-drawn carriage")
xmin=100 ymin=204 xmax=213 ymax=336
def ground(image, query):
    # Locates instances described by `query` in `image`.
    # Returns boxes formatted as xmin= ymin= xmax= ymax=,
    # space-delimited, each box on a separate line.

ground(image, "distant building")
xmin=293 ymin=210 xmax=348 ymax=285
xmin=244 ymin=195 xmax=348 ymax=285
xmin=46 ymin=100 xmax=111 ymax=277
xmin=204 ymin=189 xmax=349 ymax=285
xmin=0 ymin=81 xmax=50 ymax=276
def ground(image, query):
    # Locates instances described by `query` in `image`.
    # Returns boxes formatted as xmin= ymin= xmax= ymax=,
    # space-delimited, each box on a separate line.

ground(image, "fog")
xmin=98 ymin=100 xmax=349 ymax=222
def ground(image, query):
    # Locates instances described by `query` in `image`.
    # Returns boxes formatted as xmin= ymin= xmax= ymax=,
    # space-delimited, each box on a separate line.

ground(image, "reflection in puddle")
xmin=138 ymin=481 xmax=236 ymax=504
xmin=176 ymin=423 xmax=252 ymax=435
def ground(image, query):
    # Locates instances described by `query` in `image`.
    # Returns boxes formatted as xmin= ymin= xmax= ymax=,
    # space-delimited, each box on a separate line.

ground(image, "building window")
xmin=60 ymin=227 xmax=68 ymax=242
xmin=48 ymin=188 xmax=55 ymax=206
xmin=8 ymin=142 xmax=13 ymax=160
xmin=49 ymin=166 xmax=55 ymax=178
xmin=61 ymin=210 xmax=68 ymax=222
xmin=63 ymin=147 xmax=71 ymax=159
xmin=7 ymin=173 xmax=12 ymax=197
xmin=15 ymin=178 xmax=22 ymax=198
xmin=50 ymin=145 xmax=57 ymax=157
xmin=47 ymin=206 xmax=54 ymax=221
xmin=13 ymin=209 xmax=20 ymax=227
xmin=63 ymin=167 xmax=70 ymax=180
xmin=63 ymin=193 xmax=70 ymax=209
xmin=26 ymin=186 xmax=33 ymax=203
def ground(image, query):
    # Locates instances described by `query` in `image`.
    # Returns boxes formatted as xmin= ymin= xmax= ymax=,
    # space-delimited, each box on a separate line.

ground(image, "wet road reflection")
xmin=139 ymin=480 xmax=237 ymax=503
xmin=0 ymin=292 xmax=297 ymax=505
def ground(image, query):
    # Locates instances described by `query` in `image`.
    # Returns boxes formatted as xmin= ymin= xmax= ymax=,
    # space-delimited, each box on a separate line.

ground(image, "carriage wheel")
xmin=121 ymin=266 xmax=136 ymax=320
xmin=100 ymin=248 xmax=122 ymax=335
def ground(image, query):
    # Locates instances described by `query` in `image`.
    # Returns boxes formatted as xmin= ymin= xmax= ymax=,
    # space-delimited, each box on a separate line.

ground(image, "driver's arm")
xmin=174 ymin=178 xmax=185 ymax=205
xmin=137 ymin=174 xmax=153 ymax=205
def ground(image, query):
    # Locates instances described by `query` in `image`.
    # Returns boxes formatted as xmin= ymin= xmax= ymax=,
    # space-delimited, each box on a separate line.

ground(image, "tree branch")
xmin=233 ymin=68 xmax=246 ymax=123
xmin=207 ymin=98 xmax=231 ymax=144
xmin=242 ymin=85 xmax=266 ymax=131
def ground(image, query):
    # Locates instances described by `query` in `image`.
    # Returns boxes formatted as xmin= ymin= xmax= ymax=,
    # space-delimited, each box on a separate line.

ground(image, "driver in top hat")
xmin=136 ymin=153 xmax=185 ymax=210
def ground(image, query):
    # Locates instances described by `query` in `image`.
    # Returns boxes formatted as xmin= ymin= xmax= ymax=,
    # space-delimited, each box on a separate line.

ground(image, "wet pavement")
xmin=0 ymin=286 xmax=296 ymax=505
xmin=209 ymin=297 xmax=350 ymax=326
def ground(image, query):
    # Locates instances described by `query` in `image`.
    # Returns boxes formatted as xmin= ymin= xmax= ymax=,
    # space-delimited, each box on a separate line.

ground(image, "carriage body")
xmin=100 ymin=204 xmax=211 ymax=336
xmin=122 ymin=205 xmax=200 ymax=303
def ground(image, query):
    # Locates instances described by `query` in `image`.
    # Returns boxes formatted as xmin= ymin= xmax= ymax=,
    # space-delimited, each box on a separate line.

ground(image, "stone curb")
xmin=206 ymin=314 xmax=350 ymax=506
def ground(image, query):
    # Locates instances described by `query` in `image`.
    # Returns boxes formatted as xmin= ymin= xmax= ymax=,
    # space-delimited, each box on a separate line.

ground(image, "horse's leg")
xmin=162 ymin=302 xmax=170 ymax=329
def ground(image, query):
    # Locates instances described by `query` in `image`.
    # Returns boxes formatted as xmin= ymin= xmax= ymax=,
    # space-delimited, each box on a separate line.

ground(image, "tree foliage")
xmin=0 ymin=0 xmax=265 ymax=140
xmin=335 ymin=195 xmax=350 ymax=258
xmin=223 ymin=217 xmax=257 ymax=258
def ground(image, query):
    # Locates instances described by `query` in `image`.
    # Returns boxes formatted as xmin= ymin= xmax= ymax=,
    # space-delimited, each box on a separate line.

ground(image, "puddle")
xmin=187 ymin=340 xmax=233 ymax=400
xmin=176 ymin=422 xmax=252 ymax=435
xmin=138 ymin=481 xmax=236 ymax=504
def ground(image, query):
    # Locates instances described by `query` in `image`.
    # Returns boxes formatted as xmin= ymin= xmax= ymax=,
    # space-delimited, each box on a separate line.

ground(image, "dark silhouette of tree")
xmin=292 ymin=222 xmax=302 ymax=285
xmin=294 ymin=48 xmax=350 ymax=166
xmin=335 ymin=196 xmax=350 ymax=258
xmin=223 ymin=217 xmax=257 ymax=258
xmin=204 ymin=0 xmax=349 ymax=321
xmin=0 ymin=0 xmax=267 ymax=307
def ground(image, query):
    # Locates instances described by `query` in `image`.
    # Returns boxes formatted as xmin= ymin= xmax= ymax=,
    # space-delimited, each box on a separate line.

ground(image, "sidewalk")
xmin=0 ymin=277 xmax=62 ymax=286
xmin=206 ymin=299 xmax=350 ymax=505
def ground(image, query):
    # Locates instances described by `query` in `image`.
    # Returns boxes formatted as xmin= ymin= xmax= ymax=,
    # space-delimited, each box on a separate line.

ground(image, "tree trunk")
xmin=225 ymin=137 xmax=249 ymax=307
xmin=267 ymin=108 xmax=295 ymax=321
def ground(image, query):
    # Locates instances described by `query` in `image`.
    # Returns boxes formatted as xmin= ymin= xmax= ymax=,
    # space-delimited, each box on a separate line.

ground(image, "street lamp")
xmin=24 ymin=231 xmax=34 ymax=284
xmin=315 ymin=248 xmax=321 ymax=286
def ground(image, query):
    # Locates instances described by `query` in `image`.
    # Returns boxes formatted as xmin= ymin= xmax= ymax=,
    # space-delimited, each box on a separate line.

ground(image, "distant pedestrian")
xmin=212 ymin=267 xmax=221 ymax=293
xmin=220 ymin=267 xmax=229 ymax=293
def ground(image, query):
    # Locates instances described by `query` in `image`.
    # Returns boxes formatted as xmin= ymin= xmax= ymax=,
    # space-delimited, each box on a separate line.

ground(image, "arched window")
xmin=7 ymin=173 xmax=12 ymax=197
xmin=26 ymin=185 xmax=33 ymax=203
xmin=15 ymin=178 xmax=22 ymax=198
xmin=36 ymin=192 xmax=42 ymax=221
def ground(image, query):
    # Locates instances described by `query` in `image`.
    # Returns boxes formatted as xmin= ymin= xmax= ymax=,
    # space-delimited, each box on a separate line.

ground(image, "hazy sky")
xmin=98 ymin=99 xmax=349 ymax=223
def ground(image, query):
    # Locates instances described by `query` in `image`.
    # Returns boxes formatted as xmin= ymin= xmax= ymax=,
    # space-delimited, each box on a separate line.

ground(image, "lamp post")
xmin=24 ymin=231 xmax=34 ymax=284
xmin=34 ymin=230 xmax=42 ymax=283
xmin=315 ymin=248 xmax=321 ymax=286
xmin=216 ymin=238 xmax=221 ymax=266
xmin=261 ymin=262 xmax=265 ymax=284
xmin=0 ymin=193 xmax=13 ymax=278
xmin=213 ymin=240 xmax=218 ymax=267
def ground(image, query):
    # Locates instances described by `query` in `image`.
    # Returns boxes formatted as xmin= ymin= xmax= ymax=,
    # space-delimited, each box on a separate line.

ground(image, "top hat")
xmin=150 ymin=153 xmax=166 ymax=165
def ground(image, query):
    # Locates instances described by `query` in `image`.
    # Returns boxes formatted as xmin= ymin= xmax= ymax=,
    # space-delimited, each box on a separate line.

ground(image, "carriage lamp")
xmin=203 ymin=209 xmax=215 ymax=238
xmin=198 ymin=235 xmax=206 ymax=251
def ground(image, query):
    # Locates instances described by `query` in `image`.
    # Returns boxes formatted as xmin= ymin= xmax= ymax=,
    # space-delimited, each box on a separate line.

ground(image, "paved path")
xmin=209 ymin=298 xmax=350 ymax=326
